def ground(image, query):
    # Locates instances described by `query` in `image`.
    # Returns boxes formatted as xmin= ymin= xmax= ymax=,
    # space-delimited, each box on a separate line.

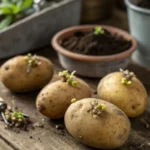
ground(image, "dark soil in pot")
xmin=137 ymin=0 xmax=150 ymax=9
xmin=60 ymin=27 xmax=132 ymax=56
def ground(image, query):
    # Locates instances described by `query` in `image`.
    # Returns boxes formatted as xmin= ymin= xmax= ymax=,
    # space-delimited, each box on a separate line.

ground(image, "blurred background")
xmin=0 ymin=0 xmax=149 ymax=83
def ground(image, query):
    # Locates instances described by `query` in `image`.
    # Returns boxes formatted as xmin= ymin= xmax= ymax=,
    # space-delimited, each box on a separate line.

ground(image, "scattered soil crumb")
xmin=42 ymin=118 xmax=45 ymax=122
xmin=55 ymin=124 xmax=64 ymax=130
xmin=37 ymin=137 xmax=42 ymax=142
xmin=33 ymin=122 xmax=44 ymax=128
xmin=55 ymin=124 xmax=65 ymax=136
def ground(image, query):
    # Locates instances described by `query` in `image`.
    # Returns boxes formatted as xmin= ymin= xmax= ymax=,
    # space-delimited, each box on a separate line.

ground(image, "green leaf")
xmin=0 ymin=1 xmax=22 ymax=14
xmin=20 ymin=0 xmax=33 ymax=11
xmin=0 ymin=15 xmax=13 ymax=30
xmin=0 ymin=3 xmax=20 ymax=14
xmin=94 ymin=26 xmax=105 ymax=35
xmin=0 ymin=7 xmax=12 ymax=15
xmin=11 ymin=4 xmax=21 ymax=14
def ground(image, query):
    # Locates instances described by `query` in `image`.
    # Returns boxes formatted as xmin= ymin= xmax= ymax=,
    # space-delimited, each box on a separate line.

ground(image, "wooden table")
xmin=0 ymin=8 xmax=150 ymax=150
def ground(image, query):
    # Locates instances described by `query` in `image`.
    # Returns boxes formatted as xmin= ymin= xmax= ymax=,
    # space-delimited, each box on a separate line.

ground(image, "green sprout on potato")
xmin=59 ymin=70 xmax=78 ymax=87
xmin=120 ymin=69 xmax=135 ymax=86
xmin=71 ymin=98 xmax=77 ymax=103
xmin=91 ymin=102 xmax=107 ymax=118
xmin=94 ymin=26 xmax=105 ymax=35
xmin=97 ymin=103 xmax=107 ymax=111
xmin=24 ymin=53 xmax=41 ymax=73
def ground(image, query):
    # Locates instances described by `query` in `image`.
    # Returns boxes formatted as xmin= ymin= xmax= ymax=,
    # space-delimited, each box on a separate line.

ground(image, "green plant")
xmin=24 ymin=53 xmax=41 ymax=73
xmin=0 ymin=0 xmax=33 ymax=30
xmin=59 ymin=70 xmax=78 ymax=87
xmin=120 ymin=68 xmax=135 ymax=86
xmin=94 ymin=26 xmax=105 ymax=35
xmin=11 ymin=111 xmax=24 ymax=120
xmin=92 ymin=103 xmax=107 ymax=118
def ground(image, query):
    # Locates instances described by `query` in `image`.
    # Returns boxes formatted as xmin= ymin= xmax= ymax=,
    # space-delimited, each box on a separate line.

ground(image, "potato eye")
xmin=4 ymin=66 xmax=9 ymax=70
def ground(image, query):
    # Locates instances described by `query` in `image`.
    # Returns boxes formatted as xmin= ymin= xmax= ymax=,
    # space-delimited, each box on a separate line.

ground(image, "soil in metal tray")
xmin=137 ymin=0 xmax=150 ymax=9
xmin=60 ymin=28 xmax=132 ymax=56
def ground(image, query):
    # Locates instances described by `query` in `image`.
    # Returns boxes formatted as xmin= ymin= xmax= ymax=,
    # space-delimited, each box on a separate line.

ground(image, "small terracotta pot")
xmin=52 ymin=25 xmax=137 ymax=78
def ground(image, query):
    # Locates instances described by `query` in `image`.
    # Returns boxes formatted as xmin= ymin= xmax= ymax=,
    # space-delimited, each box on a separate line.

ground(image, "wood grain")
xmin=0 ymin=138 xmax=14 ymax=150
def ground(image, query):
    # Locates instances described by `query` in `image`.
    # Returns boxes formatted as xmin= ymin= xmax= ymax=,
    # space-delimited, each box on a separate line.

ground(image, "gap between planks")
xmin=0 ymin=135 xmax=16 ymax=150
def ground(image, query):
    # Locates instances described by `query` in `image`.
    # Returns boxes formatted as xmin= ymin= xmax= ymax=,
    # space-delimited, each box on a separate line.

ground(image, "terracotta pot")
xmin=81 ymin=0 xmax=113 ymax=23
xmin=52 ymin=25 xmax=137 ymax=78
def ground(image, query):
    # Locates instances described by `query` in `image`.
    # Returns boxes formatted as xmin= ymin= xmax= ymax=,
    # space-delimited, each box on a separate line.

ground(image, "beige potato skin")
xmin=0 ymin=56 xmax=53 ymax=92
xmin=65 ymin=98 xmax=131 ymax=149
xmin=97 ymin=72 xmax=148 ymax=117
xmin=36 ymin=78 xmax=92 ymax=119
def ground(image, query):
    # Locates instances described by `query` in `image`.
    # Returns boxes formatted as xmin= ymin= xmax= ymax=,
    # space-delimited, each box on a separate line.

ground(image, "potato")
xmin=36 ymin=71 xmax=92 ymax=119
xmin=0 ymin=54 xmax=53 ymax=92
xmin=97 ymin=71 xmax=148 ymax=117
xmin=65 ymin=98 xmax=131 ymax=149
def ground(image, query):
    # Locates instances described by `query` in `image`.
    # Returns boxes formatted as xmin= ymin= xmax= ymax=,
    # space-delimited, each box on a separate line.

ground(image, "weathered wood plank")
xmin=0 ymin=138 xmax=14 ymax=150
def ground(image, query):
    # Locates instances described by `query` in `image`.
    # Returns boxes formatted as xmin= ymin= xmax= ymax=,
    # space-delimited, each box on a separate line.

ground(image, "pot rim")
xmin=51 ymin=25 xmax=137 ymax=62
xmin=125 ymin=0 xmax=150 ymax=14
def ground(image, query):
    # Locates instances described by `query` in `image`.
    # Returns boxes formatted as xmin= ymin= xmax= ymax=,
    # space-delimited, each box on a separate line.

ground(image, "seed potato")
xmin=36 ymin=71 xmax=92 ymax=119
xmin=97 ymin=71 xmax=148 ymax=117
xmin=0 ymin=54 xmax=53 ymax=92
xmin=65 ymin=98 xmax=131 ymax=149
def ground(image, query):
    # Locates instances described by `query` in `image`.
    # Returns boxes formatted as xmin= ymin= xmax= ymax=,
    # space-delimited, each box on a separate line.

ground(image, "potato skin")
xmin=0 ymin=56 xmax=53 ymax=92
xmin=65 ymin=98 xmax=131 ymax=149
xmin=97 ymin=72 xmax=148 ymax=117
xmin=36 ymin=78 xmax=92 ymax=119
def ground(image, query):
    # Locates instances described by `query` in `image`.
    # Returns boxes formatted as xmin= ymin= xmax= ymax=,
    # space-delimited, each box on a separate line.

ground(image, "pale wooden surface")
xmin=0 ymin=138 xmax=14 ymax=150
xmin=0 ymin=8 xmax=149 ymax=150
